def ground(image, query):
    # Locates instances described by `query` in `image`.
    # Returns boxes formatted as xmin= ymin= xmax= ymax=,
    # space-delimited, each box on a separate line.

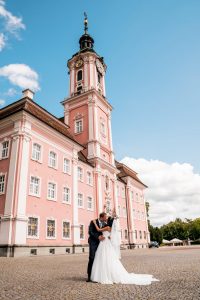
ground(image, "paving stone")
xmin=0 ymin=247 xmax=200 ymax=300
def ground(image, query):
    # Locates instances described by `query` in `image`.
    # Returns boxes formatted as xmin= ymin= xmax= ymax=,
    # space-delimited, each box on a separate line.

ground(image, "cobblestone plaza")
xmin=0 ymin=246 xmax=200 ymax=300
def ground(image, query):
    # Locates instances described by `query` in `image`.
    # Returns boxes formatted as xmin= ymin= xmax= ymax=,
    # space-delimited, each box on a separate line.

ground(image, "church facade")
xmin=0 ymin=17 xmax=150 ymax=257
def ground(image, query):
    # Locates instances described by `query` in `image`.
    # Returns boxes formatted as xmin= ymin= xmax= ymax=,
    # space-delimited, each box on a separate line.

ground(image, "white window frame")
xmin=62 ymin=220 xmax=71 ymax=240
xmin=62 ymin=186 xmax=71 ymax=204
xmin=1 ymin=140 xmax=10 ymax=159
xmin=131 ymin=190 xmax=134 ymax=201
xmin=100 ymin=121 xmax=106 ymax=136
xmin=121 ymin=187 xmax=125 ymax=198
xmin=80 ymin=224 xmax=85 ymax=240
xmin=31 ymin=142 xmax=42 ymax=163
xmin=136 ymin=193 xmax=139 ymax=202
xmin=63 ymin=157 xmax=71 ymax=174
xmin=86 ymin=170 xmax=93 ymax=186
xmin=77 ymin=166 xmax=84 ymax=182
xmin=133 ymin=209 xmax=136 ymax=219
xmin=29 ymin=175 xmax=41 ymax=197
xmin=27 ymin=215 xmax=40 ymax=239
xmin=78 ymin=193 xmax=84 ymax=208
xmin=75 ymin=119 xmax=83 ymax=134
xmin=87 ymin=196 xmax=93 ymax=211
xmin=46 ymin=218 xmax=57 ymax=239
xmin=0 ymin=172 xmax=6 ymax=195
xmin=48 ymin=150 xmax=58 ymax=169
xmin=47 ymin=181 xmax=57 ymax=201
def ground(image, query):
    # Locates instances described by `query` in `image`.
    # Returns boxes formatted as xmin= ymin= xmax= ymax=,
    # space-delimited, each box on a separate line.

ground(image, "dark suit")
xmin=87 ymin=219 xmax=106 ymax=280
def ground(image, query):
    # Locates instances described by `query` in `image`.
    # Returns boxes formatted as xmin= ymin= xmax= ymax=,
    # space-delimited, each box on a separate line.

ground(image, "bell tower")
xmin=61 ymin=13 xmax=120 ymax=214
xmin=61 ymin=13 xmax=115 ymax=167
xmin=68 ymin=13 xmax=106 ymax=98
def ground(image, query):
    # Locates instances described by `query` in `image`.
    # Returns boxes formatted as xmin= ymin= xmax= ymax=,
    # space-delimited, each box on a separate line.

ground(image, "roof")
xmin=0 ymin=97 xmax=83 ymax=148
xmin=78 ymin=150 xmax=93 ymax=167
xmin=115 ymin=160 xmax=148 ymax=188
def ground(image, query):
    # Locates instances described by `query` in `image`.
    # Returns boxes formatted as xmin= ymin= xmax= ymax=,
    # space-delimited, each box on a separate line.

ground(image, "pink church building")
xmin=0 ymin=17 xmax=150 ymax=257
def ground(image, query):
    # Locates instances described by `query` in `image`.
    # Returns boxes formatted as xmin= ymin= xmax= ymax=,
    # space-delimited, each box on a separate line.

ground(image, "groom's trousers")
xmin=87 ymin=241 xmax=99 ymax=279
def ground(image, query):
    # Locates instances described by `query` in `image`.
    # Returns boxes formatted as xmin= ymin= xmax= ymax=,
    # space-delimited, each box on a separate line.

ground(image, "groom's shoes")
xmin=86 ymin=278 xmax=91 ymax=282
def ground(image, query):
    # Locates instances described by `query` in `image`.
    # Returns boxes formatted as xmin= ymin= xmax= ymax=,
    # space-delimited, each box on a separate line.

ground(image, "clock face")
xmin=75 ymin=59 xmax=83 ymax=68
xmin=96 ymin=59 xmax=105 ymax=75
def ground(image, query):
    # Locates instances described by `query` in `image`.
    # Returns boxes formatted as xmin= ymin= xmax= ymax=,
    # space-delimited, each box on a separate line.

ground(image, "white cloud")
xmin=0 ymin=0 xmax=25 ymax=34
xmin=0 ymin=99 xmax=5 ymax=106
xmin=121 ymin=157 xmax=200 ymax=227
xmin=5 ymin=87 xmax=18 ymax=96
xmin=0 ymin=64 xmax=40 ymax=91
xmin=0 ymin=0 xmax=25 ymax=50
xmin=0 ymin=32 xmax=6 ymax=51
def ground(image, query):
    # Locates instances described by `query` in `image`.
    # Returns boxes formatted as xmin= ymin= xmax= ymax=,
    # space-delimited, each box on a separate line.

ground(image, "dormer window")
xmin=77 ymin=70 xmax=83 ymax=82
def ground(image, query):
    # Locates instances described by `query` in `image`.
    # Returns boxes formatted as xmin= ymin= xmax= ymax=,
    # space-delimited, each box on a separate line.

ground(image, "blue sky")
xmin=1 ymin=0 xmax=200 ymax=174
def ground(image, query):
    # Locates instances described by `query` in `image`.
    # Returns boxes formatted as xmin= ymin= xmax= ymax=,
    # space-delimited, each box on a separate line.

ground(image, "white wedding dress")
xmin=91 ymin=222 xmax=159 ymax=285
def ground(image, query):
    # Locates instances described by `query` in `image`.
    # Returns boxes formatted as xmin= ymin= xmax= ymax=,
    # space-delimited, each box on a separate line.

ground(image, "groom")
xmin=86 ymin=212 xmax=108 ymax=282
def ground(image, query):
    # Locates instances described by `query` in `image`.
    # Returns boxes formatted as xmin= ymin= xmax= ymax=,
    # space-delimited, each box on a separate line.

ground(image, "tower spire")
xmin=84 ymin=12 xmax=88 ymax=34
xmin=79 ymin=12 xmax=94 ymax=51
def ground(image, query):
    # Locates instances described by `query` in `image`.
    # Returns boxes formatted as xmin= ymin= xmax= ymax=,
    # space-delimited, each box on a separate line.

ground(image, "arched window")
xmin=77 ymin=70 xmax=82 ymax=81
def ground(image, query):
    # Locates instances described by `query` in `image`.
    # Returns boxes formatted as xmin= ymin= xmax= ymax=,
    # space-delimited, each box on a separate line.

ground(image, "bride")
xmin=90 ymin=215 xmax=159 ymax=285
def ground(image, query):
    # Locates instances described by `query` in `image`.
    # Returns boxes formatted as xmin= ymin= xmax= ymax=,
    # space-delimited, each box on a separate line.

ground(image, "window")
xmin=1 ymin=141 xmax=9 ymax=158
xmin=135 ymin=230 xmax=137 ymax=239
xmin=137 ymin=210 xmax=140 ymax=220
xmin=121 ymin=187 xmax=125 ymax=198
xmin=100 ymin=122 xmax=106 ymax=135
xmin=141 ymin=212 xmax=144 ymax=220
xmin=140 ymin=195 xmax=144 ymax=204
xmin=132 ymin=209 xmax=135 ymax=219
xmin=80 ymin=224 xmax=84 ymax=239
xmin=87 ymin=196 xmax=93 ymax=210
xmin=77 ymin=167 xmax=83 ymax=181
xmin=87 ymin=171 xmax=92 ymax=185
xmin=63 ymin=158 xmax=70 ymax=173
xmin=123 ymin=207 xmax=127 ymax=217
xmin=30 ymin=176 xmax=40 ymax=196
xmin=49 ymin=151 xmax=57 ymax=168
xmin=78 ymin=193 xmax=83 ymax=208
xmin=47 ymin=220 xmax=56 ymax=238
xmin=75 ymin=119 xmax=83 ymax=133
xmin=48 ymin=182 xmax=56 ymax=200
xmin=139 ymin=230 xmax=142 ymax=239
xmin=63 ymin=221 xmax=70 ymax=239
xmin=131 ymin=191 xmax=134 ymax=201
xmin=77 ymin=70 xmax=82 ymax=81
xmin=144 ymin=231 xmax=146 ymax=239
xmin=63 ymin=187 xmax=70 ymax=204
xmin=28 ymin=217 xmax=38 ymax=237
xmin=124 ymin=229 xmax=128 ymax=239
xmin=32 ymin=143 xmax=41 ymax=161
xmin=136 ymin=193 xmax=139 ymax=202
xmin=0 ymin=174 xmax=5 ymax=194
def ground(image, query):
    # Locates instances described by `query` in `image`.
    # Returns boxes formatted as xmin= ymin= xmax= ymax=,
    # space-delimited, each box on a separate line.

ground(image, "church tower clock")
xmin=61 ymin=14 xmax=119 ymax=213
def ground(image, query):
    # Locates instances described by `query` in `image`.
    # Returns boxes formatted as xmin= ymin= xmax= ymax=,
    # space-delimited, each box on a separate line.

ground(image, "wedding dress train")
xmin=91 ymin=230 xmax=159 ymax=285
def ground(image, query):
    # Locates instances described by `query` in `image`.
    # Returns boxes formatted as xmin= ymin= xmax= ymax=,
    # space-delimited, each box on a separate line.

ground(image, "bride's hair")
xmin=107 ymin=216 xmax=113 ymax=227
